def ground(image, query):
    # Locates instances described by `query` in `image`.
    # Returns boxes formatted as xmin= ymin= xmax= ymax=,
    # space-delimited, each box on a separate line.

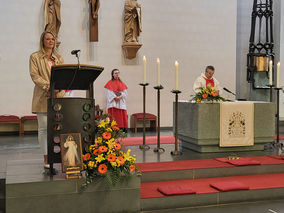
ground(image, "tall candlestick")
xmin=175 ymin=60 xmax=179 ymax=90
xmin=143 ymin=56 xmax=146 ymax=84
xmin=269 ymin=60 xmax=273 ymax=85
xmin=157 ymin=58 xmax=160 ymax=86
xmin=277 ymin=62 xmax=280 ymax=88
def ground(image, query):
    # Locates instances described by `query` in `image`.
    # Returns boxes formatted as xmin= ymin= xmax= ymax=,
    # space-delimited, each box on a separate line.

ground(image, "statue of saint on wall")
xmin=122 ymin=0 xmax=142 ymax=59
xmin=44 ymin=0 xmax=61 ymax=45
xmin=88 ymin=0 xmax=100 ymax=42
xmin=124 ymin=0 xmax=142 ymax=43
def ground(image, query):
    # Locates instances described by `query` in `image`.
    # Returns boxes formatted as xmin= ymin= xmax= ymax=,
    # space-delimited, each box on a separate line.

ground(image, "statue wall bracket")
xmin=122 ymin=42 xmax=142 ymax=59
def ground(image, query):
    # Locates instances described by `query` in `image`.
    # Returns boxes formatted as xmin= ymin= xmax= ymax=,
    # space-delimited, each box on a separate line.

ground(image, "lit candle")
xmin=157 ymin=58 xmax=160 ymax=86
xmin=175 ymin=60 xmax=179 ymax=90
xmin=277 ymin=62 xmax=280 ymax=88
xmin=143 ymin=56 xmax=146 ymax=84
xmin=269 ymin=60 xmax=273 ymax=86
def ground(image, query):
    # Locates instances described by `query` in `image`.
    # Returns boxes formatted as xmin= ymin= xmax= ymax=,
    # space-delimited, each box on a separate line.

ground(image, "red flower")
xmin=83 ymin=153 xmax=91 ymax=161
xmin=129 ymin=164 xmax=135 ymax=172
xmin=98 ymin=146 xmax=108 ymax=153
xmin=107 ymin=154 xmax=116 ymax=162
xmin=93 ymin=149 xmax=99 ymax=155
xmin=114 ymin=142 xmax=121 ymax=150
xmin=112 ymin=126 xmax=120 ymax=131
xmin=102 ymin=132 xmax=112 ymax=140
xmin=202 ymin=94 xmax=208 ymax=99
xmin=98 ymin=164 xmax=107 ymax=174
xmin=116 ymin=156 xmax=125 ymax=165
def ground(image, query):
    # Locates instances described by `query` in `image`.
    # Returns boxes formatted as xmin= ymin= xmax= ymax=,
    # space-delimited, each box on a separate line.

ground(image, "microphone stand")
xmin=75 ymin=53 xmax=80 ymax=69
xmin=223 ymin=88 xmax=236 ymax=96
xmin=67 ymin=52 xmax=80 ymax=90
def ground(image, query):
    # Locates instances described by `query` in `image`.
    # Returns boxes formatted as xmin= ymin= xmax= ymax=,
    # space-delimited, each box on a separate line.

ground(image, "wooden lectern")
xmin=47 ymin=64 xmax=104 ymax=175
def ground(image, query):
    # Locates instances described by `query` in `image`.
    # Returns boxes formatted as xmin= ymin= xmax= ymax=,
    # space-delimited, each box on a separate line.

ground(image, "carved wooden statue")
xmin=124 ymin=0 xmax=142 ymax=43
xmin=44 ymin=0 xmax=61 ymax=38
xmin=122 ymin=0 xmax=142 ymax=59
xmin=89 ymin=0 xmax=100 ymax=42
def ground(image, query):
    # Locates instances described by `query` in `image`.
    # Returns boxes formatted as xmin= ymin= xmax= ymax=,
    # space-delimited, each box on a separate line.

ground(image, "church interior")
xmin=1 ymin=0 xmax=284 ymax=212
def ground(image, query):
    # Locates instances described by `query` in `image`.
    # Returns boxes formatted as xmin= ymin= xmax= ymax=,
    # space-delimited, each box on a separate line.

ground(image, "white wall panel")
xmin=0 ymin=0 xmax=237 ymax=126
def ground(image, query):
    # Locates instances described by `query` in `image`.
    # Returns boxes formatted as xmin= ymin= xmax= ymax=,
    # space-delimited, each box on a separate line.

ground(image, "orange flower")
xmin=114 ymin=142 xmax=121 ymax=150
xmin=112 ymin=126 xmax=120 ymax=131
xmin=107 ymin=154 xmax=116 ymax=162
xmin=102 ymin=132 xmax=112 ymax=140
xmin=211 ymin=92 xmax=217 ymax=97
xmin=93 ymin=149 xmax=99 ymax=155
xmin=98 ymin=164 xmax=107 ymax=174
xmin=83 ymin=153 xmax=91 ymax=161
xmin=98 ymin=146 xmax=108 ymax=153
xmin=202 ymin=94 xmax=208 ymax=99
xmin=129 ymin=164 xmax=135 ymax=172
xmin=116 ymin=156 xmax=125 ymax=165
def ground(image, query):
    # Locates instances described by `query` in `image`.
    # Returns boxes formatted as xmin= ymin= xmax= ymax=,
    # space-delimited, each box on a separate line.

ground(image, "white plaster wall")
xmin=236 ymin=0 xmax=252 ymax=100
xmin=0 ymin=0 xmax=237 ymax=127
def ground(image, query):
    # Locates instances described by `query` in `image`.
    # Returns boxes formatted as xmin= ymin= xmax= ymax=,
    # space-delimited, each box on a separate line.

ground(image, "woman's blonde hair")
xmin=39 ymin=31 xmax=58 ymax=55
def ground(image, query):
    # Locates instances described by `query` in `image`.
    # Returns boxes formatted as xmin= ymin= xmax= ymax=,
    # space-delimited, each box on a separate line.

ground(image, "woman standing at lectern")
xmin=29 ymin=31 xmax=65 ymax=169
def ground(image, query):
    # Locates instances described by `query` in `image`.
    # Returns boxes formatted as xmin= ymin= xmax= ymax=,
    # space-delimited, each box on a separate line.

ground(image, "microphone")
xmin=71 ymin=49 xmax=81 ymax=55
xmin=223 ymin=87 xmax=236 ymax=96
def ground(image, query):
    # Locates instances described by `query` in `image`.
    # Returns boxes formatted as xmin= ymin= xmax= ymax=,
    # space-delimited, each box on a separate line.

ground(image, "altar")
xmin=174 ymin=101 xmax=275 ymax=153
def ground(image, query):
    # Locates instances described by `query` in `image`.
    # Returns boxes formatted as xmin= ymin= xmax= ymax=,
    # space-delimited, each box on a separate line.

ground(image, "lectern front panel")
xmin=47 ymin=98 xmax=95 ymax=164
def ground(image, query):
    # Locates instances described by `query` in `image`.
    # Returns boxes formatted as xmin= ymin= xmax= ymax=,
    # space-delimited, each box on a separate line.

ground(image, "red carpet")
xmin=141 ymin=173 xmax=284 ymax=199
xmin=274 ymin=135 xmax=284 ymax=140
xmin=137 ymin=156 xmax=284 ymax=172
xmin=120 ymin=136 xmax=180 ymax=146
xmin=269 ymin=155 xmax=284 ymax=160
xmin=137 ymin=159 xmax=233 ymax=172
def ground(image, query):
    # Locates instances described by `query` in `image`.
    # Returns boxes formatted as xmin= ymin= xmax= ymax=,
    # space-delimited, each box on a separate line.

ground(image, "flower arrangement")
xmin=81 ymin=115 xmax=137 ymax=189
xmin=191 ymin=86 xmax=226 ymax=103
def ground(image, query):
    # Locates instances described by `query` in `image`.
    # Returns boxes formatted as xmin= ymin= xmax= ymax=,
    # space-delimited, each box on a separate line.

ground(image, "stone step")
xmin=5 ymin=159 xmax=141 ymax=213
xmin=138 ymin=156 xmax=284 ymax=182
xmin=141 ymin=173 xmax=284 ymax=211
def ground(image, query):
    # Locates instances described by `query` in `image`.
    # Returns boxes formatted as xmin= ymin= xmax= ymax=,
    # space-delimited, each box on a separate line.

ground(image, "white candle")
xmin=277 ymin=62 xmax=280 ymax=88
xmin=269 ymin=60 xmax=273 ymax=86
xmin=157 ymin=58 xmax=160 ymax=86
xmin=143 ymin=56 xmax=146 ymax=84
xmin=175 ymin=60 xmax=179 ymax=90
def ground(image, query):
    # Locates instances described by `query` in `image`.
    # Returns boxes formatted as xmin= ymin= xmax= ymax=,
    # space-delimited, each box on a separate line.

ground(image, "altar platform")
xmin=2 ymin=131 xmax=284 ymax=213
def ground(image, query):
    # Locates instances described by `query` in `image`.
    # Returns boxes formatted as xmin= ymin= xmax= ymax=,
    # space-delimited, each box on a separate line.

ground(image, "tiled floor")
xmin=1 ymin=131 xmax=284 ymax=213
xmin=143 ymin=199 xmax=284 ymax=213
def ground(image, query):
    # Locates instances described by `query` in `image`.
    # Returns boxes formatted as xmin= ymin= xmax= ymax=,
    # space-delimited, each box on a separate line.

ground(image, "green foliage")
xmin=191 ymin=87 xmax=226 ymax=102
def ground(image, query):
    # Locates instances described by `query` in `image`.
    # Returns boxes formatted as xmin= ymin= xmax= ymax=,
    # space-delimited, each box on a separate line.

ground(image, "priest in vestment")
xmin=193 ymin=65 xmax=221 ymax=95
xmin=104 ymin=69 xmax=128 ymax=130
